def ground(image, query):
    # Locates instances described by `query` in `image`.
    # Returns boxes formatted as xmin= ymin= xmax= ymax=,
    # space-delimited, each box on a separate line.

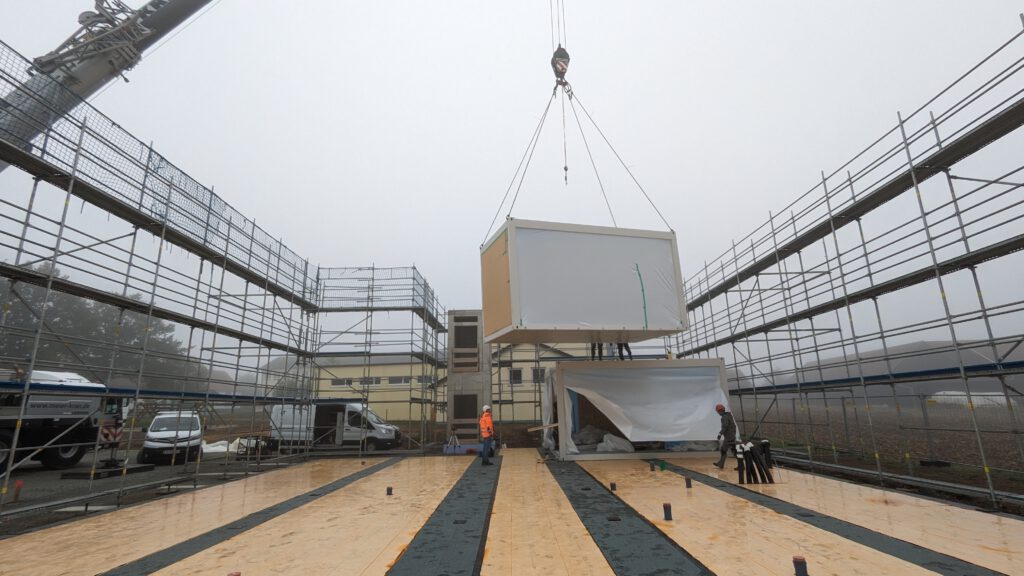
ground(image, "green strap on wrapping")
xmin=634 ymin=263 xmax=648 ymax=329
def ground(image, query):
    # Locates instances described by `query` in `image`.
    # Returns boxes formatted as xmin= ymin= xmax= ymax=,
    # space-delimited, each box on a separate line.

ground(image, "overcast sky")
xmin=1 ymin=1 xmax=1022 ymax=310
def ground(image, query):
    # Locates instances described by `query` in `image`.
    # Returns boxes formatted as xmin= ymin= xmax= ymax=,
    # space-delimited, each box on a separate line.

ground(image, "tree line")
xmin=0 ymin=265 xmax=212 ymax=392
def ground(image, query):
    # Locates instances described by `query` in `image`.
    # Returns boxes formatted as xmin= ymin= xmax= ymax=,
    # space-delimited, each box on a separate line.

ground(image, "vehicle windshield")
xmin=365 ymin=409 xmax=385 ymax=426
xmin=150 ymin=417 xmax=200 ymax=432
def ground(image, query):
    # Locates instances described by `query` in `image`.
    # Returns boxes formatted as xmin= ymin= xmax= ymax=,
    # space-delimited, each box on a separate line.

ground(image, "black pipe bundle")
xmin=737 ymin=442 xmax=774 ymax=484
xmin=760 ymin=439 xmax=775 ymax=469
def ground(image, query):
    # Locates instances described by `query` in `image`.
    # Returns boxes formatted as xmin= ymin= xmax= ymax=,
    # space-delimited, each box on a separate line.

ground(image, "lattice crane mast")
xmin=0 ymin=0 xmax=212 ymax=173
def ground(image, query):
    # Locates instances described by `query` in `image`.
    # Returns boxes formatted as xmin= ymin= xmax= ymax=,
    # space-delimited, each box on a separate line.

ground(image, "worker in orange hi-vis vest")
xmin=479 ymin=405 xmax=494 ymax=466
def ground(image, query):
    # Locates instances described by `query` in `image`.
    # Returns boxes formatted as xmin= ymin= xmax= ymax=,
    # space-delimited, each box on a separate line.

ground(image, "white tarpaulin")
xmin=542 ymin=371 xmax=556 ymax=451
xmin=563 ymin=365 xmax=727 ymax=442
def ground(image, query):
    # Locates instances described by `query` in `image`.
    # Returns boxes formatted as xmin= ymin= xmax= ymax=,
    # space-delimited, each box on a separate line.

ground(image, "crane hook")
xmin=551 ymin=44 xmax=570 ymax=85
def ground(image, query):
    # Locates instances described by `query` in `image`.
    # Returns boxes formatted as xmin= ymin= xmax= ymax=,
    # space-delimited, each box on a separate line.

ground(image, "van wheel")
xmin=40 ymin=445 xmax=87 ymax=469
xmin=363 ymin=439 xmax=379 ymax=453
xmin=136 ymin=451 xmax=149 ymax=464
xmin=0 ymin=431 xmax=12 ymax=474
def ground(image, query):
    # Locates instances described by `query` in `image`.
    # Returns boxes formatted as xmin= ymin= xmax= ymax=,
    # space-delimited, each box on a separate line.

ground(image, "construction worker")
xmin=616 ymin=342 xmax=633 ymax=360
xmin=713 ymin=403 xmax=739 ymax=469
xmin=479 ymin=405 xmax=494 ymax=466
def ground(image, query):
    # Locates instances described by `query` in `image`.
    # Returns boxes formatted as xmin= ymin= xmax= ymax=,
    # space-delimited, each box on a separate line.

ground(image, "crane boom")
xmin=0 ymin=0 xmax=212 ymax=173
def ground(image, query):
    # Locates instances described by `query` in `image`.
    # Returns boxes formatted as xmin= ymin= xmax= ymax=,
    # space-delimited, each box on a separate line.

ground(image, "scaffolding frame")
xmin=0 ymin=37 xmax=446 ymax=522
xmin=677 ymin=21 xmax=1024 ymax=507
xmin=314 ymin=265 xmax=447 ymax=449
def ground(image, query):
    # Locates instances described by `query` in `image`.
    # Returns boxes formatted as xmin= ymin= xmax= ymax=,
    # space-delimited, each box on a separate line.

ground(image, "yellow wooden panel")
xmin=0 ymin=459 xmax=385 ymax=576
xmin=482 ymin=230 xmax=512 ymax=339
xmin=152 ymin=456 xmax=472 ymax=575
xmin=482 ymin=449 xmax=613 ymax=576
xmin=582 ymin=460 xmax=938 ymax=576
xmin=680 ymin=456 xmax=1024 ymax=574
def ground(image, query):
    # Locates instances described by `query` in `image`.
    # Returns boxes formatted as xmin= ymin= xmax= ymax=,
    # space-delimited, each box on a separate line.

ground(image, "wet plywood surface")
xmin=151 ymin=456 xmax=471 ymax=576
xmin=2 ymin=452 xmax=1022 ymax=576
xmin=678 ymin=456 xmax=1024 ymax=575
xmin=482 ymin=449 xmax=613 ymax=576
xmin=581 ymin=459 xmax=937 ymax=576
xmin=0 ymin=458 xmax=385 ymax=576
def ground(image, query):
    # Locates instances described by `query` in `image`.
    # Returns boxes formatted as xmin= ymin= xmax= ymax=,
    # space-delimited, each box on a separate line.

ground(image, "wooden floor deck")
xmin=0 ymin=449 xmax=1019 ymax=576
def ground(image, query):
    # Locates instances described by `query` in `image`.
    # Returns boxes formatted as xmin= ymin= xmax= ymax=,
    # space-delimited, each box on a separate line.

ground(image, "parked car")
xmin=137 ymin=411 xmax=203 ymax=464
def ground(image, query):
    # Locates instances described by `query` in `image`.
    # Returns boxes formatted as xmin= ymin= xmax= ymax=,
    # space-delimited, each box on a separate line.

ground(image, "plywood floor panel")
xmin=581 ymin=460 xmax=937 ymax=576
xmin=152 ymin=456 xmax=472 ymax=576
xmin=679 ymin=456 xmax=1024 ymax=575
xmin=482 ymin=449 xmax=613 ymax=576
xmin=0 ymin=459 xmax=385 ymax=576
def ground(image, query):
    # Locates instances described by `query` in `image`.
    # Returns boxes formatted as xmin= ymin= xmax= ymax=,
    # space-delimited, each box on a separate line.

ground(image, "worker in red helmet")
xmin=713 ymin=403 xmax=739 ymax=470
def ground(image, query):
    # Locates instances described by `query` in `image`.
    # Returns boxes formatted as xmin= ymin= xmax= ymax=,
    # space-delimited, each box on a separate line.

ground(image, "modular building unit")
xmin=542 ymin=359 xmax=729 ymax=460
xmin=481 ymin=219 xmax=687 ymax=344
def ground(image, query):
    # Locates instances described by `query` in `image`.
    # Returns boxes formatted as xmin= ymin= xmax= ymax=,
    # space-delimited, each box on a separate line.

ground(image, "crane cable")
xmin=549 ymin=0 xmax=558 ymax=51
xmin=486 ymin=0 xmax=673 ymax=240
xmin=552 ymin=0 xmax=569 ymax=184
xmin=567 ymin=93 xmax=616 ymax=227
xmin=550 ymin=0 xmax=567 ymax=48
xmin=483 ymin=91 xmax=557 ymax=243
xmin=573 ymin=92 xmax=674 ymax=232
xmin=561 ymin=88 xmax=568 ymax=184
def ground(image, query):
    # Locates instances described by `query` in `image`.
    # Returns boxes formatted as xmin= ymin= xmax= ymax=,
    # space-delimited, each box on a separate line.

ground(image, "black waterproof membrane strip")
xmin=548 ymin=459 xmax=714 ymax=576
xmin=101 ymin=457 xmax=403 ymax=576
xmin=387 ymin=455 xmax=503 ymax=576
xmin=661 ymin=461 xmax=1007 ymax=576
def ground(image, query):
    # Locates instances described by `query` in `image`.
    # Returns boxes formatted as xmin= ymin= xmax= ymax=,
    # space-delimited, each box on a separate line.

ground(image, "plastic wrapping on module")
xmin=481 ymin=219 xmax=687 ymax=343
xmin=563 ymin=366 xmax=726 ymax=442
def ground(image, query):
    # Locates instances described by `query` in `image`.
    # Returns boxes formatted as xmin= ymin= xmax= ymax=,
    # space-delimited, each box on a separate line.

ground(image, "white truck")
xmin=0 ymin=371 xmax=124 ymax=472
xmin=270 ymin=401 xmax=401 ymax=452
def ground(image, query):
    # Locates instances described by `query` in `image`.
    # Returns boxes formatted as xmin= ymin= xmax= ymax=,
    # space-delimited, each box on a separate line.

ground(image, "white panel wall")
xmin=514 ymin=225 xmax=685 ymax=332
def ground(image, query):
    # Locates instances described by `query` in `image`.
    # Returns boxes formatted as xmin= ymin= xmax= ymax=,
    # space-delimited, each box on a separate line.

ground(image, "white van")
xmin=137 ymin=411 xmax=203 ymax=464
xmin=271 ymin=401 xmax=400 ymax=452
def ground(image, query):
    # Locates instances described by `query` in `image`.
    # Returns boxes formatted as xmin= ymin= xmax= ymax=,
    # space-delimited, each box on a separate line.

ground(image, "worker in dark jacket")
xmin=713 ymin=403 xmax=738 ymax=469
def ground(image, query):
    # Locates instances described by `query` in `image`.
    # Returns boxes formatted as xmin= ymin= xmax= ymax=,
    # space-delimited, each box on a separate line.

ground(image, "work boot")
xmin=482 ymin=460 xmax=493 ymax=466
xmin=712 ymin=461 xmax=724 ymax=469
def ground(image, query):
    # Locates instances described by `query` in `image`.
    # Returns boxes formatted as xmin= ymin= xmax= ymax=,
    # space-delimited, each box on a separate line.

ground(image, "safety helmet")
xmin=715 ymin=404 xmax=725 ymax=413
xmin=482 ymin=405 xmax=491 ymax=412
